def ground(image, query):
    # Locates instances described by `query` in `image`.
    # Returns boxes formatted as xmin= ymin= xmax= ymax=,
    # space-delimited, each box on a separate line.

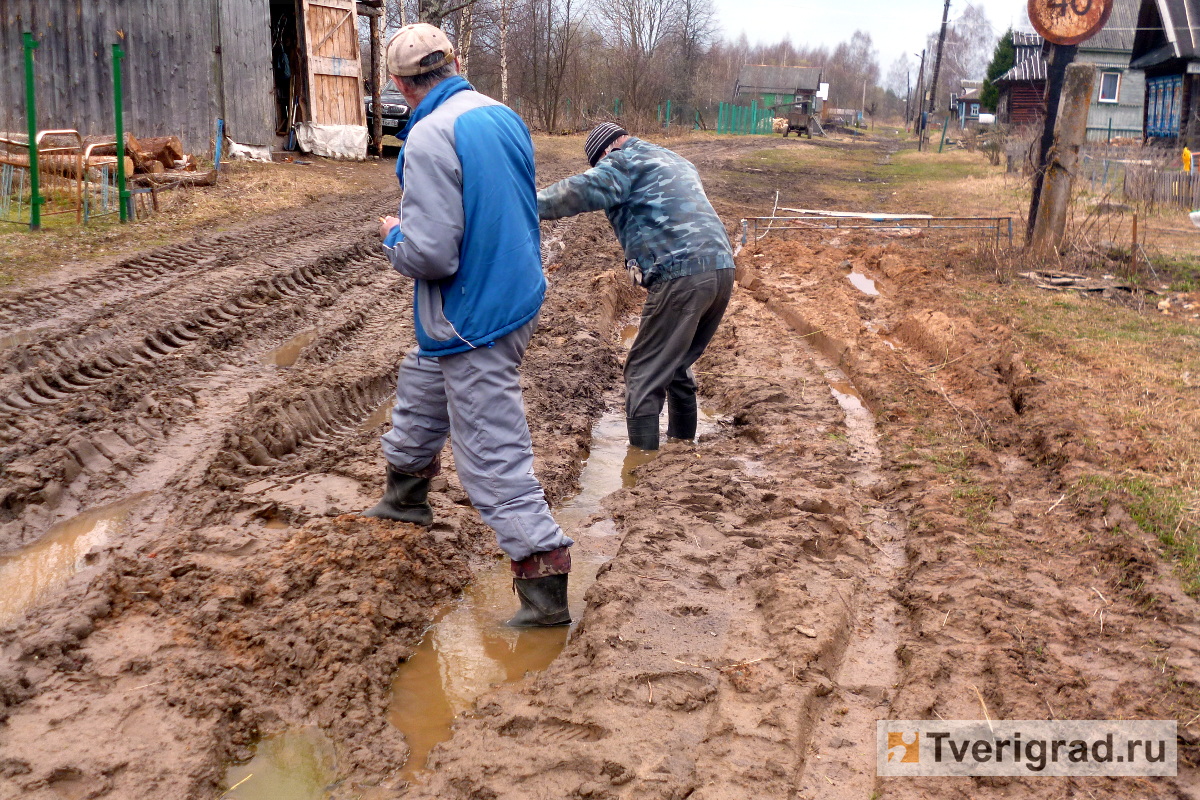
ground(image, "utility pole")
xmin=905 ymin=69 xmax=911 ymax=125
xmin=1029 ymin=63 xmax=1095 ymax=255
xmin=1026 ymin=43 xmax=1079 ymax=242
xmin=914 ymin=49 xmax=927 ymax=142
xmin=923 ymin=0 xmax=952 ymax=151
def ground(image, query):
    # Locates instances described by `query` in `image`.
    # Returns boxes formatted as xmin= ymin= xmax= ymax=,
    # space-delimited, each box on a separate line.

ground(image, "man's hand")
xmin=379 ymin=215 xmax=400 ymax=240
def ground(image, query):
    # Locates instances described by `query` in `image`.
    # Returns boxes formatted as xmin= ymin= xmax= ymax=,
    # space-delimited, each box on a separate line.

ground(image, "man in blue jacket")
xmin=538 ymin=123 xmax=735 ymax=451
xmin=364 ymin=24 xmax=572 ymax=627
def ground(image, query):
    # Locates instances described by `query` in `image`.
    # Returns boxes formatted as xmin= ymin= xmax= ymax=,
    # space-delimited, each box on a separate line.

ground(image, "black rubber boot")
xmin=506 ymin=574 xmax=571 ymax=627
xmin=667 ymin=394 xmax=698 ymax=441
xmin=361 ymin=464 xmax=433 ymax=526
xmin=626 ymin=414 xmax=660 ymax=450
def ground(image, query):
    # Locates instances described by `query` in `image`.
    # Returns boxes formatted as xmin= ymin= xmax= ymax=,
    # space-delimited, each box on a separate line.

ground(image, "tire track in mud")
xmin=0 ymin=240 xmax=386 ymax=422
xmin=0 ymin=239 xmax=398 ymax=547
xmin=0 ymin=191 xmax=397 ymax=337
xmin=0 ymin=205 xmax=631 ymax=800
xmin=399 ymin=284 xmax=906 ymax=800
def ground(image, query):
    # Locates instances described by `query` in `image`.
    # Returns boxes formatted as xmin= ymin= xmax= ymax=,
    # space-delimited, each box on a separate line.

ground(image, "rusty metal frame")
xmin=33 ymin=129 xmax=84 ymax=223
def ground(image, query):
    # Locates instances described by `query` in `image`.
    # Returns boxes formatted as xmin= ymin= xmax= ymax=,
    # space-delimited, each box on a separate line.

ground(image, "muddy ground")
xmin=1 ymin=133 xmax=1198 ymax=799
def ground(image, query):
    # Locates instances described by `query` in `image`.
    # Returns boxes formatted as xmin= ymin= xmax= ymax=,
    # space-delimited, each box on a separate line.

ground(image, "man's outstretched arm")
xmin=537 ymin=160 xmax=631 ymax=220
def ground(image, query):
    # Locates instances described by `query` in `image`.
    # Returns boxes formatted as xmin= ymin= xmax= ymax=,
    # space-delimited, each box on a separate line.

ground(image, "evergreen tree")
xmin=980 ymin=28 xmax=1014 ymax=111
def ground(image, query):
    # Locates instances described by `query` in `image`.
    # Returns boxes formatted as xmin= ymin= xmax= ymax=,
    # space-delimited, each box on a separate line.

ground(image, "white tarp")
xmin=295 ymin=123 xmax=368 ymax=160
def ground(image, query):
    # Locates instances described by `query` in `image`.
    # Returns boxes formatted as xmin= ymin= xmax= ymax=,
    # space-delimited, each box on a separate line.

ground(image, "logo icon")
xmin=887 ymin=731 xmax=920 ymax=763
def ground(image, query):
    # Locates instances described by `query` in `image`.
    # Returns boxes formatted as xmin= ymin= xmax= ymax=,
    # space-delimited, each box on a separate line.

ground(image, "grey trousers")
xmin=625 ymin=268 xmax=735 ymax=419
xmin=381 ymin=319 xmax=572 ymax=562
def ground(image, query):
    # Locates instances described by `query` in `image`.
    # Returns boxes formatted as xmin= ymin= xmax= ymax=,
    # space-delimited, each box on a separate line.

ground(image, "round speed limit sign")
xmin=1027 ymin=0 xmax=1114 ymax=45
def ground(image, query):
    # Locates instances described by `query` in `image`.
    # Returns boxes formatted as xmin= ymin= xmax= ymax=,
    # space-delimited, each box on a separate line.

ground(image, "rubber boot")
xmin=507 ymin=574 xmax=570 ymax=627
xmin=626 ymin=414 xmax=660 ymax=451
xmin=667 ymin=394 xmax=698 ymax=441
xmin=361 ymin=464 xmax=433 ymax=526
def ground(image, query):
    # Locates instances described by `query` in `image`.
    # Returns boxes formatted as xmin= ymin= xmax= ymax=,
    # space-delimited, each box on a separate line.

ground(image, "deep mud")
xmin=1 ymin=136 xmax=1198 ymax=800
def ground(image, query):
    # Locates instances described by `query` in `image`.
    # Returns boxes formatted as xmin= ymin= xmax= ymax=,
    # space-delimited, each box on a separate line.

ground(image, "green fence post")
xmin=113 ymin=43 xmax=129 ymax=222
xmin=666 ymin=99 xmax=672 ymax=128
xmin=751 ymin=100 xmax=758 ymax=135
xmin=23 ymin=31 xmax=40 ymax=231
xmin=718 ymin=102 xmax=724 ymax=134
xmin=938 ymin=113 xmax=950 ymax=153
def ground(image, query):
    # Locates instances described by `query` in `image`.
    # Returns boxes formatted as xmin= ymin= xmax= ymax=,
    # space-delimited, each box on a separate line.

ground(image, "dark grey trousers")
xmin=625 ymin=268 xmax=735 ymax=419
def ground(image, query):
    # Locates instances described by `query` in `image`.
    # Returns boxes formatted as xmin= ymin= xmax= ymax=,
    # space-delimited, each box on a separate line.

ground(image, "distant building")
xmin=1076 ymin=0 xmax=1145 ymax=141
xmin=734 ymin=65 xmax=824 ymax=114
xmin=1131 ymin=0 xmax=1200 ymax=148
xmin=995 ymin=31 xmax=1047 ymax=127
xmin=950 ymin=80 xmax=985 ymax=128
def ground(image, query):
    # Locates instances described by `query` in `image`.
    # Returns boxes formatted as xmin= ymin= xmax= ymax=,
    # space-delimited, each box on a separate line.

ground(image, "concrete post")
xmin=1030 ymin=64 xmax=1096 ymax=257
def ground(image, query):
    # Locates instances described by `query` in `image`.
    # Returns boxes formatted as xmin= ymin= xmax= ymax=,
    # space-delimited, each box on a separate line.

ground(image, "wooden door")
xmin=300 ymin=0 xmax=366 ymax=126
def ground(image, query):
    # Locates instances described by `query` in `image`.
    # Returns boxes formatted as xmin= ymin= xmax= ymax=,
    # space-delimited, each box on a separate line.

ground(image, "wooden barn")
xmin=1131 ymin=0 xmax=1200 ymax=148
xmin=995 ymin=31 xmax=1047 ymax=128
xmin=0 ymin=0 xmax=378 ymax=159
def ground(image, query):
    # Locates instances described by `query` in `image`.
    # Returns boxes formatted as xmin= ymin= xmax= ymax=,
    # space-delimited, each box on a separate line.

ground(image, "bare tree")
xmin=607 ymin=0 xmax=679 ymax=119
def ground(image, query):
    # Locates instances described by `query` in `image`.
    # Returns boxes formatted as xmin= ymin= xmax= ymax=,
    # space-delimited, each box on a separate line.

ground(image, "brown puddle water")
xmin=263 ymin=329 xmax=318 ymax=368
xmin=222 ymin=728 xmax=338 ymax=800
xmin=847 ymin=271 xmax=880 ymax=296
xmin=0 ymin=493 xmax=150 ymax=625
xmin=359 ymin=397 xmax=394 ymax=433
xmin=225 ymin=321 xmax=721 ymax=795
xmin=387 ymin=405 xmax=720 ymax=782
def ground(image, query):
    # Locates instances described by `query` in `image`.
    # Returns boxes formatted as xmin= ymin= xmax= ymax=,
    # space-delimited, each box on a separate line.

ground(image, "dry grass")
xmin=0 ymin=158 xmax=394 ymax=287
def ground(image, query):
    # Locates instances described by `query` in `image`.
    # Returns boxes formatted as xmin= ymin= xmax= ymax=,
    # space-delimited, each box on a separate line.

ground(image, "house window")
xmin=1098 ymin=71 xmax=1121 ymax=103
xmin=969 ymin=103 xmax=980 ymax=117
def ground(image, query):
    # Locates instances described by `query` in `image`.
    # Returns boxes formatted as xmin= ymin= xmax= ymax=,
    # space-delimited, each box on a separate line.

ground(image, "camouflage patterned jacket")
xmin=537 ymin=138 xmax=734 ymax=287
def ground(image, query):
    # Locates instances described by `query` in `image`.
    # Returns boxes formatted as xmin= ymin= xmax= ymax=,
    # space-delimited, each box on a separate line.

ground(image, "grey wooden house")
xmin=1075 ymin=0 xmax=1146 ymax=141
xmin=1 ymin=0 xmax=375 ymax=157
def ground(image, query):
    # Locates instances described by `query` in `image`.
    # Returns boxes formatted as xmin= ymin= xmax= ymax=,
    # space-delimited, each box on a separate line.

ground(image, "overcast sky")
xmin=713 ymin=0 xmax=1031 ymax=75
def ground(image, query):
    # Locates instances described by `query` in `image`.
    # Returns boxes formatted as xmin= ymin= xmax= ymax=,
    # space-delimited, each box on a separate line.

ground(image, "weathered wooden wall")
xmin=1 ymin=0 xmax=275 ymax=154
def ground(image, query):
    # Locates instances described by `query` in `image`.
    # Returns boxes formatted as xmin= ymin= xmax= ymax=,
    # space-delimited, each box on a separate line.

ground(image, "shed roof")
xmin=1083 ymin=0 xmax=1139 ymax=51
xmin=1012 ymin=31 xmax=1044 ymax=48
xmin=735 ymin=65 xmax=822 ymax=94
xmin=997 ymin=55 xmax=1047 ymax=84
xmin=1131 ymin=0 xmax=1200 ymax=67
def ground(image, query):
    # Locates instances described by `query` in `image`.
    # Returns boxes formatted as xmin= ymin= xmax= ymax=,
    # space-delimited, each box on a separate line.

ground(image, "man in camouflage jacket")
xmin=538 ymin=123 xmax=735 ymax=450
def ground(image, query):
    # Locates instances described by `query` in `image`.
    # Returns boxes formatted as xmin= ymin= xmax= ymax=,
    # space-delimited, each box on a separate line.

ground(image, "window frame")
xmin=1098 ymin=70 xmax=1121 ymax=104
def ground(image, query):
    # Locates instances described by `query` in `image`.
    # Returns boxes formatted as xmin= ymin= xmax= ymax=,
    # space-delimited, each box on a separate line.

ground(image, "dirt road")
xmin=1 ymin=135 xmax=1197 ymax=799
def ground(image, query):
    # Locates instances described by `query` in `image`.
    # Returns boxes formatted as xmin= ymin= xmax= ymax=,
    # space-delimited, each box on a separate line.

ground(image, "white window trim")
xmin=1098 ymin=71 xmax=1121 ymax=104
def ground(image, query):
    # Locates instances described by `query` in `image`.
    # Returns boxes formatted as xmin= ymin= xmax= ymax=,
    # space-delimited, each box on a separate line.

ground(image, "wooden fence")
xmin=1123 ymin=166 xmax=1200 ymax=210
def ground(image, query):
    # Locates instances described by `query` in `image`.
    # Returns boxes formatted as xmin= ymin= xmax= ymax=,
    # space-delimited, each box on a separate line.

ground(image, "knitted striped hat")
xmin=584 ymin=123 xmax=628 ymax=168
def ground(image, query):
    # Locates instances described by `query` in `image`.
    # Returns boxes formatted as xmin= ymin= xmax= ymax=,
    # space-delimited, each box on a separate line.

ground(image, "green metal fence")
xmin=716 ymin=101 xmax=774 ymax=135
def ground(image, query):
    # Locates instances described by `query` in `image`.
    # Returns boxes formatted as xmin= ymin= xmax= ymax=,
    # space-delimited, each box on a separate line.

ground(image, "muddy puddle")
xmin=263 ymin=329 xmax=318 ymax=368
xmin=223 ymin=728 xmax=338 ymax=800
xmin=0 ymin=493 xmax=149 ymax=625
xmin=359 ymin=398 xmax=394 ymax=433
xmin=847 ymin=271 xmax=880 ymax=296
xmin=221 ymin=317 xmax=719 ymax=794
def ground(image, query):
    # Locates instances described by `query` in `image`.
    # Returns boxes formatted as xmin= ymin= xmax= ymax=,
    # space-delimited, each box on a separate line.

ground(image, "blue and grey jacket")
xmin=537 ymin=137 xmax=734 ymax=287
xmin=383 ymin=76 xmax=544 ymax=357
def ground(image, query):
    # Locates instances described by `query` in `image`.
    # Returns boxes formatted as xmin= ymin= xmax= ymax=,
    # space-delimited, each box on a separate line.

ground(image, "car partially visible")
xmin=365 ymin=89 xmax=411 ymax=138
